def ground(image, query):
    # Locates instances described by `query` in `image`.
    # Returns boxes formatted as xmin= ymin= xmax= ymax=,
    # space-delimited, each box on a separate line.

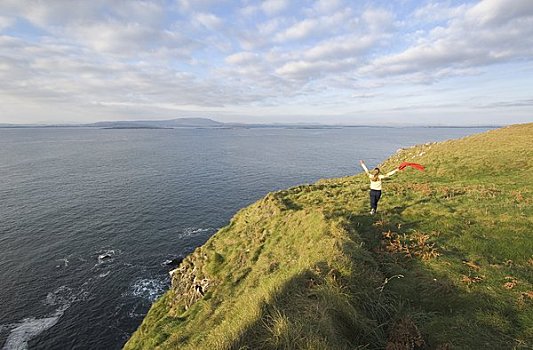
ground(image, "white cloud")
xmin=361 ymin=0 xmax=533 ymax=79
xmin=466 ymin=0 xmax=533 ymax=25
xmin=239 ymin=4 xmax=259 ymax=17
xmin=413 ymin=2 xmax=468 ymax=22
xmin=111 ymin=1 xmax=165 ymax=26
xmin=0 ymin=16 xmax=15 ymax=30
xmin=0 ymin=0 xmax=185 ymax=57
xmin=68 ymin=22 xmax=160 ymax=54
xmin=362 ymin=8 xmax=395 ymax=33
xmin=0 ymin=34 xmax=242 ymax=113
xmin=192 ymin=12 xmax=223 ymax=30
xmin=225 ymin=51 xmax=260 ymax=65
xmin=274 ymin=9 xmax=354 ymax=42
xmin=479 ymin=98 xmax=533 ymax=108
xmin=275 ymin=58 xmax=357 ymax=80
xmin=1 ymin=0 xmax=532 ymax=124
xmin=261 ymin=0 xmax=289 ymax=15
xmin=275 ymin=18 xmax=320 ymax=42
xmin=0 ymin=1 xmax=163 ymax=29
xmin=256 ymin=17 xmax=286 ymax=36
xmin=311 ymin=0 xmax=343 ymax=14
xmin=304 ymin=34 xmax=381 ymax=60
xmin=177 ymin=0 xmax=228 ymax=12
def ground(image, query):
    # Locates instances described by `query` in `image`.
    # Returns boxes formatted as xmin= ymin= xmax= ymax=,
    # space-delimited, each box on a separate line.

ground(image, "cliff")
xmin=125 ymin=124 xmax=532 ymax=349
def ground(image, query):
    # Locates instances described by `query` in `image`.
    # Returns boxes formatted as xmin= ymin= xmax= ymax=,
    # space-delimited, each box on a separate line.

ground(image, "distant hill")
xmin=125 ymin=123 xmax=532 ymax=350
xmin=0 ymin=118 xmax=224 ymax=129
xmin=0 ymin=118 xmax=501 ymax=129
xmin=86 ymin=118 xmax=224 ymax=128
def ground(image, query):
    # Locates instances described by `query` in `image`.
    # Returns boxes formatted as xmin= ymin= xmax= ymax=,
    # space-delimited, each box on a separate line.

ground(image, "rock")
xmin=98 ymin=253 xmax=112 ymax=261
xmin=169 ymin=260 xmax=213 ymax=309
xmin=162 ymin=256 xmax=184 ymax=267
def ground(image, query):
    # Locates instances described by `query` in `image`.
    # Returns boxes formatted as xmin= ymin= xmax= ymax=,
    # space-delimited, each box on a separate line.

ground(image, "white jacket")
xmin=361 ymin=163 xmax=397 ymax=191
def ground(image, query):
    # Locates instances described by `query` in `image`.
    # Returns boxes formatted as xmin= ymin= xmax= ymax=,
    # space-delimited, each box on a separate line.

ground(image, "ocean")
xmin=0 ymin=126 xmax=490 ymax=349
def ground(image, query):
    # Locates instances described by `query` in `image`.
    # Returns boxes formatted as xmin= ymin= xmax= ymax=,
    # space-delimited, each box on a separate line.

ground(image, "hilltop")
xmin=125 ymin=124 xmax=532 ymax=349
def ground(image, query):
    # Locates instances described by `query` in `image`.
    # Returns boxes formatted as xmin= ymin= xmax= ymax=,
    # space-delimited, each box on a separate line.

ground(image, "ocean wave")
xmin=125 ymin=278 xmax=169 ymax=303
xmin=55 ymin=258 xmax=69 ymax=268
xmin=98 ymin=271 xmax=111 ymax=278
xmin=54 ymin=254 xmax=87 ymax=269
xmin=44 ymin=286 xmax=78 ymax=309
xmin=181 ymin=227 xmax=215 ymax=238
xmin=2 ymin=314 xmax=62 ymax=350
xmin=2 ymin=285 xmax=87 ymax=350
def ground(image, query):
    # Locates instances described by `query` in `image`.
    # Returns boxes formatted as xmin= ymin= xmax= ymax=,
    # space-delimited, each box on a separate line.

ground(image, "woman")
xmin=360 ymin=160 xmax=399 ymax=215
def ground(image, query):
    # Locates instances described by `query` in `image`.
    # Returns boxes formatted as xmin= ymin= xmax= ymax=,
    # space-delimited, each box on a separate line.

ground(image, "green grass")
xmin=125 ymin=123 xmax=533 ymax=350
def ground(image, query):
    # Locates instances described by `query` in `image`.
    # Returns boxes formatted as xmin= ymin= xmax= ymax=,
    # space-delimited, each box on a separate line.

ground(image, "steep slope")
xmin=125 ymin=123 xmax=533 ymax=349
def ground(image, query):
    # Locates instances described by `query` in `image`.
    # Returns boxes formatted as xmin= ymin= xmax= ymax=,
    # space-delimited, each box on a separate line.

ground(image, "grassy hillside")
xmin=125 ymin=123 xmax=533 ymax=350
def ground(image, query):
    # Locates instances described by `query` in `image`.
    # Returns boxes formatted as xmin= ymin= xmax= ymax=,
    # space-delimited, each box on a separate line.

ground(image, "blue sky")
xmin=0 ymin=0 xmax=532 ymax=125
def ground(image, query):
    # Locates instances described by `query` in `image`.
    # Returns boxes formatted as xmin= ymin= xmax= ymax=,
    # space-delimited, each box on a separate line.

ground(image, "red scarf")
xmin=398 ymin=162 xmax=425 ymax=171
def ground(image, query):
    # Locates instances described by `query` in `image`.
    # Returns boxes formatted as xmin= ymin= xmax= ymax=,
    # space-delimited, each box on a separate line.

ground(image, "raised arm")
xmin=382 ymin=168 xmax=399 ymax=178
xmin=360 ymin=160 xmax=370 ymax=175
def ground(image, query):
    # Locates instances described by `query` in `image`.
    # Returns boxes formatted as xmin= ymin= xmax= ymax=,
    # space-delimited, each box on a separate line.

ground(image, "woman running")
xmin=360 ymin=160 xmax=399 ymax=215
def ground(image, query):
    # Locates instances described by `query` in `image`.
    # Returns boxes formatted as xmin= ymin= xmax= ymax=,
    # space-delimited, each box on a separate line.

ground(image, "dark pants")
xmin=370 ymin=189 xmax=382 ymax=211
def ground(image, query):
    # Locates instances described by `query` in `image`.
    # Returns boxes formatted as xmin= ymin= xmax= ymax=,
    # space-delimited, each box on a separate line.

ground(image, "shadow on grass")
xmin=341 ymin=210 xmax=529 ymax=349
xmin=229 ymin=265 xmax=390 ymax=350
xmin=280 ymin=197 xmax=303 ymax=211
xmin=388 ymin=197 xmax=433 ymax=215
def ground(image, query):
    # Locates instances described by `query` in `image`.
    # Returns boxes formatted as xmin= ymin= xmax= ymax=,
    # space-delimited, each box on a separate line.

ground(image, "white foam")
xmin=2 ymin=314 xmax=61 ymax=350
xmin=55 ymin=258 xmax=69 ymax=268
xmin=98 ymin=271 xmax=111 ymax=278
xmin=55 ymin=254 xmax=86 ymax=269
xmin=44 ymin=286 xmax=76 ymax=307
xmin=181 ymin=227 xmax=214 ymax=237
xmin=126 ymin=278 xmax=168 ymax=302
xmin=1 ymin=285 xmax=90 ymax=350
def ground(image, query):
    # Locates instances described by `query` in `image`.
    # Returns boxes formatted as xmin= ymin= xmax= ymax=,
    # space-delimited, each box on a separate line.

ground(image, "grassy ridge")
xmin=125 ymin=123 xmax=532 ymax=349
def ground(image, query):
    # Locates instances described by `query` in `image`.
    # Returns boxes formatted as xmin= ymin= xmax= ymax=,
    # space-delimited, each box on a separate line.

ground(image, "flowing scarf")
xmin=398 ymin=162 xmax=425 ymax=171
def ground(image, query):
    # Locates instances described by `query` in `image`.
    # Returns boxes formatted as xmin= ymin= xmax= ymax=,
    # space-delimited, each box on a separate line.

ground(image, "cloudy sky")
xmin=1 ymin=0 xmax=532 ymax=125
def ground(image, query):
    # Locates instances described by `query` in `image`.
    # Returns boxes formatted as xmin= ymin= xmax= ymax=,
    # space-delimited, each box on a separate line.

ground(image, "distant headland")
xmin=0 ymin=117 xmax=501 ymax=129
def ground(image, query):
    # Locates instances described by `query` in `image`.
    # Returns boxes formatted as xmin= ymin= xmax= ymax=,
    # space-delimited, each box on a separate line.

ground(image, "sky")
xmin=0 ymin=0 xmax=532 ymax=125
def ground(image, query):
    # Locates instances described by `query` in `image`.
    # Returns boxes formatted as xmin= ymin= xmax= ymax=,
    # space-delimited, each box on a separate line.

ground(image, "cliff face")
xmin=125 ymin=124 xmax=533 ymax=350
